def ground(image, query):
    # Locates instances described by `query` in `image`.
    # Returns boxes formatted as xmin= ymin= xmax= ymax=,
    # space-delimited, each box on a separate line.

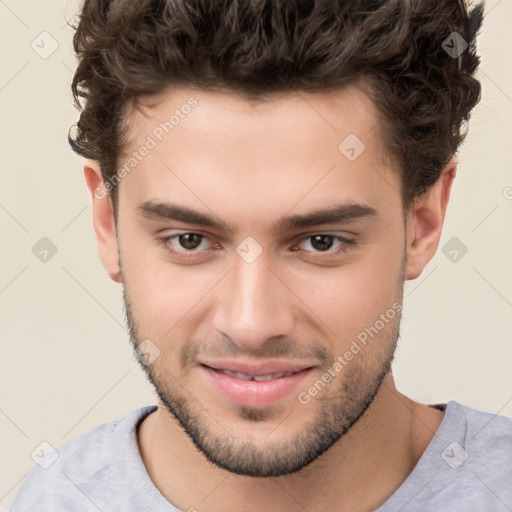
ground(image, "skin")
xmin=84 ymin=84 xmax=455 ymax=511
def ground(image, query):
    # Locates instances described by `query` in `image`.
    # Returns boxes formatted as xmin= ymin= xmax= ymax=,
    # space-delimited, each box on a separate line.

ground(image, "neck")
xmin=137 ymin=374 xmax=444 ymax=512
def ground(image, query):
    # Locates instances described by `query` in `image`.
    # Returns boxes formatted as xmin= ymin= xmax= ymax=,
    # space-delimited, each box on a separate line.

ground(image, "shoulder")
xmin=456 ymin=400 xmax=512 ymax=450
xmin=378 ymin=401 xmax=512 ymax=511
xmin=456 ymin=400 xmax=512 ymax=467
xmin=9 ymin=405 xmax=157 ymax=512
xmin=438 ymin=401 xmax=512 ymax=506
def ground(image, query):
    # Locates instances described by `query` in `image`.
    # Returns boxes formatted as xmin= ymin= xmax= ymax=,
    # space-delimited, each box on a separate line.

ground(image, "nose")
xmin=212 ymin=253 xmax=295 ymax=352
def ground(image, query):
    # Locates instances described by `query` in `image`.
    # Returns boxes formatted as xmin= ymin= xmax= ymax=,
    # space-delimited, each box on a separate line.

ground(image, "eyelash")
xmin=157 ymin=232 xmax=356 ymax=261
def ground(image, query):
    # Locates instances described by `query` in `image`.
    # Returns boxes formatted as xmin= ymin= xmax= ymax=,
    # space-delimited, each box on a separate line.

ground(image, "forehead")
xmin=118 ymin=84 xmax=401 ymax=226
xmin=127 ymin=84 xmax=384 ymax=155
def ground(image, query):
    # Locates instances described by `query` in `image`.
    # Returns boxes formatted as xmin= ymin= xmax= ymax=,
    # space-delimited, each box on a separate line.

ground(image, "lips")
xmin=199 ymin=360 xmax=314 ymax=408
xmin=217 ymin=369 xmax=299 ymax=381
xmin=201 ymin=360 xmax=312 ymax=376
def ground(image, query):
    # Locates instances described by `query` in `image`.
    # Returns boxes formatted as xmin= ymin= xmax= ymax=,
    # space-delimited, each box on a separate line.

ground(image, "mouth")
xmin=199 ymin=360 xmax=315 ymax=408
xmin=212 ymin=369 xmax=301 ymax=381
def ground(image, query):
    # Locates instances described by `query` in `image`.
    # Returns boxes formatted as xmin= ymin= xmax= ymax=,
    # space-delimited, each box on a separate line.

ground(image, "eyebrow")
xmin=137 ymin=201 xmax=378 ymax=233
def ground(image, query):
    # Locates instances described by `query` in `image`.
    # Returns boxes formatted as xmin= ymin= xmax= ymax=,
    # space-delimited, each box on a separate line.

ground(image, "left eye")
xmin=297 ymin=234 xmax=351 ymax=252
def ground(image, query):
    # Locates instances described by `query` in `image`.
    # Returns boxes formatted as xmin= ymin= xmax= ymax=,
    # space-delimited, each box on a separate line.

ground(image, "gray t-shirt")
xmin=9 ymin=400 xmax=512 ymax=511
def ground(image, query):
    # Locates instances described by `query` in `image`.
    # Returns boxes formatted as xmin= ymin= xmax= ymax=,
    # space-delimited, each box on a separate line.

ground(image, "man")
xmin=10 ymin=0 xmax=512 ymax=511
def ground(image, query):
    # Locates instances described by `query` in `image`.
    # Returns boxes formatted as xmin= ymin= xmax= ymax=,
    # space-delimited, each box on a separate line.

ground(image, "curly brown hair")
xmin=69 ymin=0 xmax=484 ymax=214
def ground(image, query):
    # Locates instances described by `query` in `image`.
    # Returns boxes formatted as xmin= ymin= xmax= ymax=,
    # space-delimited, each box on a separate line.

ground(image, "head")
xmin=70 ymin=0 xmax=483 ymax=477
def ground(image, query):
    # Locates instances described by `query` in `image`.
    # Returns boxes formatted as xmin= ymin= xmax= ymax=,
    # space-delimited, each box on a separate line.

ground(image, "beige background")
xmin=1 ymin=0 xmax=511 ymax=509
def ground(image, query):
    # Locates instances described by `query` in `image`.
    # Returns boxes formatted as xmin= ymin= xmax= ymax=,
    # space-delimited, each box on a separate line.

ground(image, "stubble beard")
xmin=123 ymin=287 xmax=402 ymax=477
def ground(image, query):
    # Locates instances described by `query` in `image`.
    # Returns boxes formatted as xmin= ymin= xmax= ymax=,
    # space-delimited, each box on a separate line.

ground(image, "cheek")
xmin=291 ymin=238 xmax=403 ymax=341
xmin=120 ymin=237 xmax=224 ymax=335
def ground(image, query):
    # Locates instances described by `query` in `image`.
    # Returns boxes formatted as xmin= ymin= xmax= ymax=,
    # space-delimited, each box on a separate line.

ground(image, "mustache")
xmin=180 ymin=337 xmax=330 ymax=369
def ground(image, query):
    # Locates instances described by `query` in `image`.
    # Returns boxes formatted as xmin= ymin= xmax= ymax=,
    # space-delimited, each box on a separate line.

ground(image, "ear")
xmin=404 ymin=158 xmax=457 ymax=280
xmin=83 ymin=161 xmax=122 ymax=283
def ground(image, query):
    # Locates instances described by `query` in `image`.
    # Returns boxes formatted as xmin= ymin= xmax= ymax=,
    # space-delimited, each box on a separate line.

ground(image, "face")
xmin=103 ymin=85 xmax=411 ymax=477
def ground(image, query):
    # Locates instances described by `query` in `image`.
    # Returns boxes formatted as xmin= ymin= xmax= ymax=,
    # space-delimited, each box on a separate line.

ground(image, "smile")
xmin=216 ymin=369 xmax=300 ymax=381
xmin=199 ymin=361 xmax=315 ymax=408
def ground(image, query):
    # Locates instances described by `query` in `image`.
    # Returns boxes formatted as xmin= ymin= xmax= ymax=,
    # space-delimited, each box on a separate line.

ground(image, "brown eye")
xmin=309 ymin=235 xmax=334 ymax=251
xmin=158 ymin=232 xmax=219 ymax=262
xmin=295 ymin=234 xmax=355 ymax=256
xmin=178 ymin=233 xmax=203 ymax=250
